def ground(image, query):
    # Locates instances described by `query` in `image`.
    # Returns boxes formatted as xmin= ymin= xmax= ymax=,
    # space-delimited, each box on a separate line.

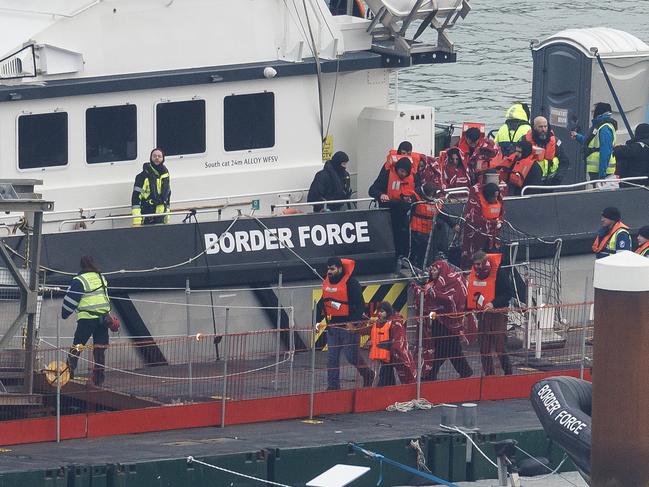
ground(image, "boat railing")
xmin=271 ymin=197 xmax=375 ymax=214
xmin=0 ymin=188 xmax=308 ymax=227
xmin=520 ymin=176 xmax=648 ymax=196
xmin=58 ymin=207 xmax=228 ymax=231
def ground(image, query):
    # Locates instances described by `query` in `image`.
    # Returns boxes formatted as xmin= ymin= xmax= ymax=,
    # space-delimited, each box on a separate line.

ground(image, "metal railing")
xmin=520 ymin=176 xmax=648 ymax=196
xmin=271 ymin=197 xmax=374 ymax=214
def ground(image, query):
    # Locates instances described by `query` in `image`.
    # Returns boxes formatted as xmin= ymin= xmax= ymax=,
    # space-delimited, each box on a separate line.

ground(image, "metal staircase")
xmin=364 ymin=0 xmax=471 ymax=59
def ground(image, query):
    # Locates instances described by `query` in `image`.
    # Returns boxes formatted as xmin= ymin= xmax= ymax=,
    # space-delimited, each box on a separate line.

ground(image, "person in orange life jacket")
xmin=526 ymin=116 xmax=570 ymax=187
xmin=369 ymin=156 xmax=420 ymax=258
xmin=468 ymin=251 xmax=514 ymax=376
xmin=497 ymin=140 xmax=544 ymax=196
xmin=457 ymin=127 xmax=499 ymax=183
xmin=369 ymin=301 xmax=400 ymax=387
xmin=635 ymin=226 xmax=649 ymax=257
xmin=592 ymin=206 xmax=631 ymax=259
xmin=459 ymin=179 xmax=504 ymax=269
xmin=440 ymin=147 xmax=472 ymax=189
xmin=318 ymin=257 xmax=374 ymax=390
xmin=409 ymin=182 xmax=460 ymax=270
xmin=422 ymin=259 xmax=474 ymax=380
xmin=307 ymin=151 xmax=352 ymax=212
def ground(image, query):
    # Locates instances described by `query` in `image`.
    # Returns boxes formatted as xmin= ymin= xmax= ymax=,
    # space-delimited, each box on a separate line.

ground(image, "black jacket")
xmin=131 ymin=162 xmax=171 ymax=211
xmin=492 ymin=266 xmax=515 ymax=309
xmin=368 ymin=166 xmax=421 ymax=206
xmin=614 ymin=137 xmax=649 ymax=179
xmin=307 ymin=161 xmax=351 ymax=211
xmin=529 ymin=131 xmax=570 ymax=185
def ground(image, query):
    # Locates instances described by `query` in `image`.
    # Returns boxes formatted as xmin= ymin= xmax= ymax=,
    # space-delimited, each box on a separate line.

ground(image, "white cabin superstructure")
xmin=0 ymin=0 xmax=470 ymax=230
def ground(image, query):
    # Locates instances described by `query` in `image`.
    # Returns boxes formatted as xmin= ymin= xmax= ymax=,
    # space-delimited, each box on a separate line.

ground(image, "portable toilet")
xmin=531 ymin=27 xmax=649 ymax=184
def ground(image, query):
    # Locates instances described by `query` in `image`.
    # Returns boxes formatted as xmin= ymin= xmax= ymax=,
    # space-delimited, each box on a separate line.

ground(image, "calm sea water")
xmin=396 ymin=0 xmax=649 ymax=131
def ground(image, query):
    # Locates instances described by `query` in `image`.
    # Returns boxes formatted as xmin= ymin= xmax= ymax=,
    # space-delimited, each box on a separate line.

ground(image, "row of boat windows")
xmin=17 ymin=92 xmax=276 ymax=170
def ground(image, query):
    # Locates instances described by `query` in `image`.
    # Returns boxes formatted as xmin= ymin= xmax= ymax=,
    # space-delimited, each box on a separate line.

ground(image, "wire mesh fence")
xmin=0 ymin=299 xmax=595 ymax=423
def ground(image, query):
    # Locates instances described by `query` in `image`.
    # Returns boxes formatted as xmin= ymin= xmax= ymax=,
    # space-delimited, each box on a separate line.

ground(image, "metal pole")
xmin=535 ymin=288 xmax=543 ymax=360
xmin=422 ymin=210 xmax=437 ymax=270
xmin=220 ymin=308 xmax=229 ymax=428
xmin=417 ymin=291 xmax=424 ymax=400
xmin=24 ymin=210 xmax=43 ymax=394
xmin=289 ymin=293 xmax=295 ymax=395
xmin=309 ymin=302 xmax=317 ymax=420
xmin=579 ymin=278 xmax=591 ymax=380
xmin=274 ymin=273 xmax=283 ymax=391
xmin=56 ymin=314 xmax=61 ymax=443
xmin=185 ymin=279 xmax=193 ymax=400
xmin=345 ymin=0 xmax=353 ymax=15
xmin=593 ymin=49 xmax=634 ymax=139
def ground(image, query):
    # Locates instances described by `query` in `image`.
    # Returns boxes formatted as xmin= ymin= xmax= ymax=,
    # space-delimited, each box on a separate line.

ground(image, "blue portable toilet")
xmin=531 ymin=28 xmax=649 ymax=184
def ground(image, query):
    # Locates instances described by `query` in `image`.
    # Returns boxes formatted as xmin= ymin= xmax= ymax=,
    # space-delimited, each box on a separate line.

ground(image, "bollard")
xmin=592 ymin=252 xmax=649 ymax=486
xmin=440 ymin=404 xmax=458 ymax=427
xmin=461 ymin=403 xmax=478 ymax=430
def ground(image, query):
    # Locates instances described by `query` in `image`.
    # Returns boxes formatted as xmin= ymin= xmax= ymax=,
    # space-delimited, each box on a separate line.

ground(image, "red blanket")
xmin=460 ymin=184 xmax=504 ymax=269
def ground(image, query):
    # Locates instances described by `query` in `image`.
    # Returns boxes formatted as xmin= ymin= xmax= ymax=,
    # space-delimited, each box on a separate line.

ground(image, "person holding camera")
xmin=62 ymin=256 xmax=116 ymax=386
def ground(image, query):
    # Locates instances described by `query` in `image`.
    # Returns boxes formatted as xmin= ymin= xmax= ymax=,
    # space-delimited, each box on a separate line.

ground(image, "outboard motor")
xmin=530 ymin=376 xmax=592 ymax=485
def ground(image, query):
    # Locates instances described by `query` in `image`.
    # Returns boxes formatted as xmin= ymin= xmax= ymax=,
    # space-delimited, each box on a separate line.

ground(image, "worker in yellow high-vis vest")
xmin=571 ymin=102 xmax=617 ymax=181
xmin=131 ymin=148 xmax=171 ymax=226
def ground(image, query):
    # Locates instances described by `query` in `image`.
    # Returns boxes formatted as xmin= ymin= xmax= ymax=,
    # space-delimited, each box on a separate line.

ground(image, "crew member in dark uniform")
xmin=132 ymin=148 xmax=171 ymax=225
xmin=62 ymin=256 xmax=112 ymax=385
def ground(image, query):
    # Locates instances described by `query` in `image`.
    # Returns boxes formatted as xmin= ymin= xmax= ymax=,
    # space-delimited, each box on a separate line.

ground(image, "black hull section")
xmin=530 ymin=376 xmax=592 ymax=481
xmin=6 ymin=210 xmax=396 ymax=288
xmin=445 ymin=186 xmax=649 ymax=258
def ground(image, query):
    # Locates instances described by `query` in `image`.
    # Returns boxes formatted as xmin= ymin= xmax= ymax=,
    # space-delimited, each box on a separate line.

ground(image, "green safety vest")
xmin=494 ymin=122 xmax=531 ymax=156
xmin=586 ymin=122 xmax=616 ymax=175
xmin=538 ymin=157 xmax=560 ymax=179
xmin=74 ymin=272 xmax=110 ymax=320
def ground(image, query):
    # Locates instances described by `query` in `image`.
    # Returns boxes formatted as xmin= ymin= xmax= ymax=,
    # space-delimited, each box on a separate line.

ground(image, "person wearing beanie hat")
xmin=614 ymin=122 xmax=649 ymax=181
xmin=317 ymin=257 xmax=374 ymax=390
xmin=369 ymin=149 xmax=422 ymax=260
xmin=635 ymin=226 xmax=649 ymax=257
xmin=592 ymin=206 xmax=631 ymax=258
xmin=307 ymin=151 xmax=352 ymax=212
xmin=571 ymin=102 xmax=618 ymax=180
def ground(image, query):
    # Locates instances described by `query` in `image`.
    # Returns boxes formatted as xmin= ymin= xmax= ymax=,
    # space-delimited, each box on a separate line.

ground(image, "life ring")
xmin=530 ymin=376 xmax=592 ymax=483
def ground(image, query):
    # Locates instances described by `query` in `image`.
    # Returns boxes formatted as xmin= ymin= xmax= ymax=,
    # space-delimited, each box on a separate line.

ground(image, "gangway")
xmin=364 ymin=0 xmax=471 ymax=58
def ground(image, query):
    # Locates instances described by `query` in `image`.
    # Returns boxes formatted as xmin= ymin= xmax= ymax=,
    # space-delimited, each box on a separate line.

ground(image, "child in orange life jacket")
xmin=369 ymin=301 xmax=398 ymax=387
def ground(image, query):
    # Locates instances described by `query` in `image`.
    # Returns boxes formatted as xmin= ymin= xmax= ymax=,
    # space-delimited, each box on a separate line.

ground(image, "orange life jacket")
xmin=635 ymin=241 xmax=649 ymax=257
xmin=385 ymin=150 xmax=421 ymax=173
xmin=592 ymin=222 xmax=629 ymax=254
xmin=508 ymin=153 xmax=539 ymax=188
xmin=457 ymin=122 xmax=486 ymax=156
xmin=467 ymin=253 xmax=502 ymax=310
xmin=410 ymin=199 xmax=441 ymax=234
xmin=524 ymin=130 xmax=556 ymax=161
xmin=385 ymin=158 xmax=417 ymax=201
xmin=478 ymin=190 xmax=502 ymax=220
xmin=322 ymin=259 xmax=355 ymax=318
xmin=369 ymin=321 xmax=391 ymax=363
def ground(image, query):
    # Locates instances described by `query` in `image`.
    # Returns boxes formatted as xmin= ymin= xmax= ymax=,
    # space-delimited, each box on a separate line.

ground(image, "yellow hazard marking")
xmin=302 ymin=419 xmax=324 ymax=424
xmin=0 ymin=448 xmax=11 ymax=453
xmin=312 ymin=282 xmax=408 ymax=350
xmin=322 ymin=135 xmax=334 ymax=162
xmin=210 ymin=395 xmax=231 ymax=400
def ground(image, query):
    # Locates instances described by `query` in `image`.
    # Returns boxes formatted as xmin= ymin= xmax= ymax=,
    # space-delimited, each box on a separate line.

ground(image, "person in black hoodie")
xmin=614 ymin=123 xmax=649 ymax=181
xmin=307 ymin=151 xmax=352 ymax=212
xmin=131 ymin=148 xmax=171 ymax=225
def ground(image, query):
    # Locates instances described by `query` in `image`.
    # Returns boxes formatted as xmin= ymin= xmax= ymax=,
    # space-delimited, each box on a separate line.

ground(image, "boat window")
xmin=224 ymin=92 xmax=275 ymax=152
xmin=86 ymin=104 xmax=137 ymax=164
xmin=156 ymin=100 xmax=206 ymax=156
xmin=18 ymin=112 xmax=68 ymax=170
